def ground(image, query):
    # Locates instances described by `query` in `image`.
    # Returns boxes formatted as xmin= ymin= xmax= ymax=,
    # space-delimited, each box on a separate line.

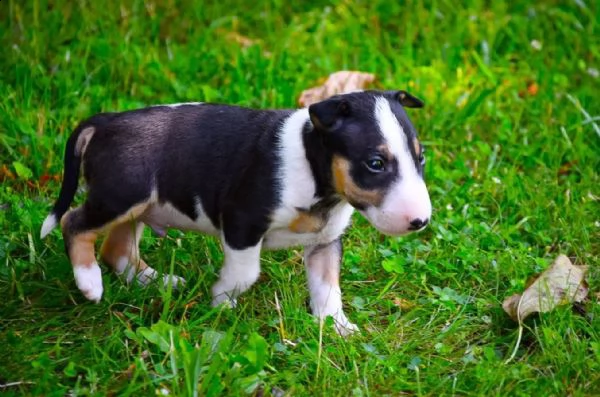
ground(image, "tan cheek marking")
xmin=289 ymin=211 xmax=325 ymax=234
xmin=69 ymin=231 xmax=98 ymax=266
xmin=346 ymin=183 xmax=384 ymax=207
xmin=332 ymin=155 xmax=384 ymax=207
xmin=332 ymin=156 xmax=346 ymax=196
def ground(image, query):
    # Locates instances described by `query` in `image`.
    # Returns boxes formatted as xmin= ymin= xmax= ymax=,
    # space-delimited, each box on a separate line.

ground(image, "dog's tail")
xmin=40 ymin=124 xmax=95 ymax=239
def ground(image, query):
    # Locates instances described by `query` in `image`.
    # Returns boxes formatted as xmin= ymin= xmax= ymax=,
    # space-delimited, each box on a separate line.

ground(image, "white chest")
xmin=261 ymin=109 xmax=356 ymax=249
xmin=263 ymin=203 xmax=354 ymax=249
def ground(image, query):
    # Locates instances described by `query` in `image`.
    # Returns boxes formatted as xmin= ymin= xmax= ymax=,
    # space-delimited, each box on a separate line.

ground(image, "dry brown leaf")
xmin=392 ymin=297 xmax=416 ymax=311
xmin=527 ymin=82 xmax=539 ymax=96
xmin=225 ymin=31 xmax=256 ymax=48
xmin=518 ymin=81 xmax=540 ymax=98
xmin=502 ymin=254 xmax=588 ymax=322
xmin=557 ymin=160 xmax=579 ymax=177
xmin=215 ymin=28 xmax=258 ymax=48
xmin=0 ymin=164 xmax=16 ymax=181
xmin=298 ymin=71 xmax=376 ymax=107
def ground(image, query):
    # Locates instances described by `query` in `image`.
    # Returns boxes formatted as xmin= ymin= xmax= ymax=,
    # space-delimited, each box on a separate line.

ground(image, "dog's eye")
xmin=365 ymin=156 xmax=385 ymax=173
xmin=419 ymin=153 xmax=426 ymax=166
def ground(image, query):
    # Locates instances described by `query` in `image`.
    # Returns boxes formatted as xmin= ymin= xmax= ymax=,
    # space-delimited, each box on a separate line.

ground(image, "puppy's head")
xmin=309 ymin=90 xmax=431 ymax=236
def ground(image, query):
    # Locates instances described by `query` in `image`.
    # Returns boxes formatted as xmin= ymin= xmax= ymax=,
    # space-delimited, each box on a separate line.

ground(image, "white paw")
xmin=115 ymin=257 xmax=136 ymax=284
xmin=162 ymin=274 xmax=186 ymax=289
xmin=136 ymin=267 xmax=158 ymax=285
xmin=73 ymin=263 xmax=103 ymax=302
xmin=135 ymin=266 xmax=185 ymax=290
xmin=334 ymin=320 xmax=359 ymax=337
xmin=211 ymin=292 xmax=237 ymax=308
xmin=314 ymin=309 xmax=359 ymax=337
xmin=211 ymin=279 xmax=242 ymax=308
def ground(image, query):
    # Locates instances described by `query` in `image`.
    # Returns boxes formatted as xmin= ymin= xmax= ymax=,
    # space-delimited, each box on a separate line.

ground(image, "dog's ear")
xmin=308 ymin=97 xmax=351 ymax=131
xmin=394 ymin=90 xmax=424 ymax=108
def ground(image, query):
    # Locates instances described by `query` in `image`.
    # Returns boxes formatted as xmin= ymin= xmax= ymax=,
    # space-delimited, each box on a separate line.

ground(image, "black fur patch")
xmin=49 ymin=90 xmax=424 ymax=252
xmin=78 ymin=105 xmax=289 ymax=249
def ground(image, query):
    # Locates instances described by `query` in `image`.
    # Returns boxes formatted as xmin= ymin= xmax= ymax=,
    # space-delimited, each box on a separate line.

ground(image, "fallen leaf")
xmin=113 ymin=311 xmax=126 ymax=321
xmin=184 ymin=300 xmax=198 ymax=310
xmin=38 ymin=173 xmax=61 ymax=187
xmin=19 ymin=146 xmax=30 ymax=157
xmin=518 ymin=81 xmax=539 ymax=98
xmin=527 ymin=82 xmax=539 ymax=96
xmin=122 ymin=363 xmax=136 ymax=379
xmin=224 ymin=31 xmax=256 ymax=48
xmin=0 ymin=164 xmax=16 ymax=181
xmin=298 ymin=71 xmax=376 ymax=107
xmin=215 ymin=28 xmax=262 ymax=49
xmin=557 ymin=160 xmax=578 ymax=177
xmin=502 ymin=254 xmax=588 ymax=322
xmin=392 ymin=297 xmax=416 ymax=311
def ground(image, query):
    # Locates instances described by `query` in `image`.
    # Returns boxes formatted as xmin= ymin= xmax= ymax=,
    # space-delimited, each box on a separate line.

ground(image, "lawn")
xmin=1 ymin=0 xmax=599 ymax=395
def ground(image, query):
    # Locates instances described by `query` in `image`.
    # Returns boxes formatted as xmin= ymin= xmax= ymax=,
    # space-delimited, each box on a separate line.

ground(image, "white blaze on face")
xmin=361 ymin=97 xmax=432 ymax=235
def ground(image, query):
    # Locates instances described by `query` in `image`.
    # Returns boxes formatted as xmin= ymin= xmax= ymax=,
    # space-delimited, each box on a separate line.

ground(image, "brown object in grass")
xmin=298 ymin=71 xmax=376 ymax=107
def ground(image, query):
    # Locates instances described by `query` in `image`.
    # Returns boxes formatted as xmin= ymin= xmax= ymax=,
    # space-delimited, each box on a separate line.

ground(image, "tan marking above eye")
xmin=412 ymin=137 xmax=421 ymax=157
xmin=331 ymin=155 xmax=384 ymax=207
xmin=377 ymin=145 xmax=394 ymax=161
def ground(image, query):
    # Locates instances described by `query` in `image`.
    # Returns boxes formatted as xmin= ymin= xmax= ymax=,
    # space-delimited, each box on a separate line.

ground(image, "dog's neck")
xmin=301 ymin=121 xmax=342 ymax=213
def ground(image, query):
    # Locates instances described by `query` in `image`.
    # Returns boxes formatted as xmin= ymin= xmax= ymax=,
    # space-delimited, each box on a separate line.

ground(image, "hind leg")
xmin=100 ymin=221 xmax=147 ymax=283
xmin=100 ymin=221 xmax=185 ymax=288
xmin=62 ymin=200 xmax=154 ymax=302
xmin=61 ymin=206 xmax=105 ymax=302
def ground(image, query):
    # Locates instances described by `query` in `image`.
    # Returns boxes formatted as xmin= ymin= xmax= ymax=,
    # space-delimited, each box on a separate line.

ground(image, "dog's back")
xmin=76 ymin=104 xmax=291 ymax=232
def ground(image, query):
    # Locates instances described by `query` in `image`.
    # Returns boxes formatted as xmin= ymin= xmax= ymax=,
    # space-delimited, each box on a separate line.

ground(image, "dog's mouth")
xmin=409 ymin=224 xmax=428 ymax=233
xmin=357 ymin=208 xmax=430 ymax=237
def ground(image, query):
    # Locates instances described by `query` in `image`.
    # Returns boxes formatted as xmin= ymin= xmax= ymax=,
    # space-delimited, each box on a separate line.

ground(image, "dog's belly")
xmin=140 ymin=200 xmax=354 ymax=250
xmin=140 ymin=202 xmax=219 ymax=236
xmin=263 ymin=229 xmax=332 ymax=249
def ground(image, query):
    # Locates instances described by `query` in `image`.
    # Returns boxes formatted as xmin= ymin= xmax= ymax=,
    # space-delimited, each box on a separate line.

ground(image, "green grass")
xmin=1 ymin=0 xmax=599 ymax=395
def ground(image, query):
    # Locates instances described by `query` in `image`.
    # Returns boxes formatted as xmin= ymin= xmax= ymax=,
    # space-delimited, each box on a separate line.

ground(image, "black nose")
xmin=409 ymin=218 xmax=429 ymax=230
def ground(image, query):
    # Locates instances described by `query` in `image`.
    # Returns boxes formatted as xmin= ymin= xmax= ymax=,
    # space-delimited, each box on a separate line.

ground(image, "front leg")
xmin=304 ymin=238 xmax=358 ymax=336
xmin=212 ymin=237 xmax=263 ymax=307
